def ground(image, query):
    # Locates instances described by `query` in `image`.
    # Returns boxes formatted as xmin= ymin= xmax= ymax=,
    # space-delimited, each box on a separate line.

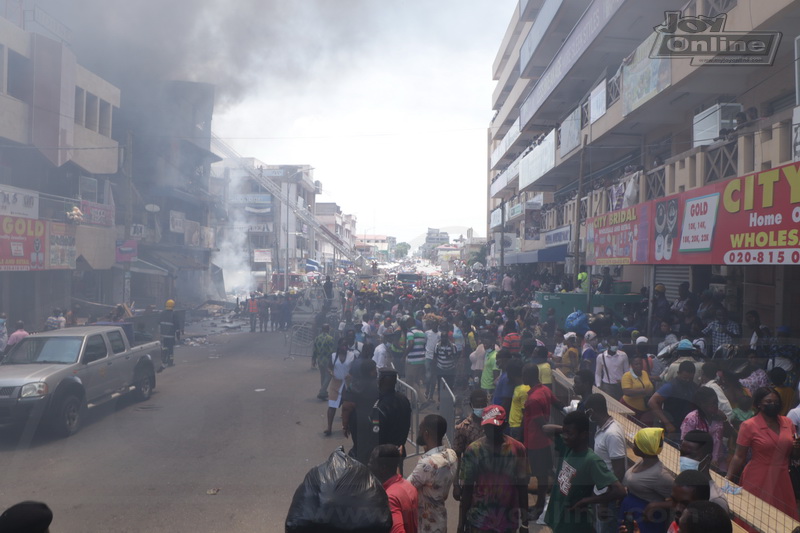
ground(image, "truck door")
xmin=76 ymin=334 xmax=116 ymax=400
xmin=106 ymin=329 xmax=133 ymax=389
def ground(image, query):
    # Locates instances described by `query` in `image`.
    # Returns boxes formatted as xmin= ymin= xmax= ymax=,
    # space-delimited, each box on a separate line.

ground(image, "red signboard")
xmin=0 ymin=216 xmax=47 ymax=271
xmin=587 ymin=161 xmax=800 ymax=266
xmin=80 ymin=200 xmax=115 ymax=227
xmin=585 ymin=203 xmax=652 ymax=265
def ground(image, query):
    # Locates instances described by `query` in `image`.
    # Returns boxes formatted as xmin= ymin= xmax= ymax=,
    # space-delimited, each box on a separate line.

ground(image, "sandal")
xmin=323 ymin=429 xmax=332 ymax=436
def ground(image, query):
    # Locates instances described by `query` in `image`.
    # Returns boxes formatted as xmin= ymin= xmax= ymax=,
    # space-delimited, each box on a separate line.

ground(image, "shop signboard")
xmin=115 ymin=239 xmax=138 ymax=263
xmin=253 ymin=249 xmax=272 ymax=263
xmin=490 ymin=207 xmax=503 ymax=228
xmin=0 ymin=185 xmax=39 ymax=219
xmin=652 ymin=161 xmax=800 ymax=265
xmin=590 ymin=81 xmax=607 ymax=124
xmin=169 ymin=210 xmax=185 ymax=233
xmin=48 ymin=223 xmax=76 ymax=269
xmin=559 ymin=106 xmax=582 ymax=158
xmin=0 ymin=216 xmax=47 ymax=271
xmin=543 ymin=225 xmax=571 ymax=248
xmin=519 ymin=129 xmax=555 ymax=189
xmin=80 ymin=200 xmax=115 ymax=227
xmin=585 ymin=203 xmax=651 ymax=265
xmin=229 ymin=194 xmax=271 ymax=205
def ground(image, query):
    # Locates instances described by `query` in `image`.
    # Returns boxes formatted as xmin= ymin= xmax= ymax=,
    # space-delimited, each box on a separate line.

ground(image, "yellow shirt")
xmin=537 ymin=362 xmax=553 ymax=386
xmin=509 ymin=384 xmax=530 ymax=428
xmin=561 ymin=347 xmax=579 ymax=375
xmin=621 ymin=370 xmax=654 ymax=412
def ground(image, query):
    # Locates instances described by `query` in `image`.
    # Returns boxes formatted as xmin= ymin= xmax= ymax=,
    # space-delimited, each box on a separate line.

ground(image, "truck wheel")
xmin=134 ymin=371 xmax=154 ymax=401
xmin=53 ymin=395 xmax=82 ymax=437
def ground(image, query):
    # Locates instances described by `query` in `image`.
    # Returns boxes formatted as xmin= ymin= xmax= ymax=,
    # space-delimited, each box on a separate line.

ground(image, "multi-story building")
xmin=270 ymin=165 xmax=320 ymax=276
xmin=488 ymin=1 xmax=800 ymax=349
xmin=419 ymin=228 xmax=450 ymax=260
xmin=355 ymin=235 xmax=397 ymax=261
xmin=316 ymin=202 xmax=357 ymax=272
xmin=114 ymin=81 xmax=223 ymax=307
xmin=0 ymin=15 xmax=120 ymax=327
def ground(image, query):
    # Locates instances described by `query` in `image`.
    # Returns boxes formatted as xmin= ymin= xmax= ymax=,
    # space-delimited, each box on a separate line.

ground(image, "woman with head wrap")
xmin=619 ymin=428 xmax=675 ymax=533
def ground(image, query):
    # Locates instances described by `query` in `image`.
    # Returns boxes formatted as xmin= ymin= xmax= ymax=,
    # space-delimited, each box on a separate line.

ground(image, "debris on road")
xmin=206 ymin=488 xmax=220 ymax=495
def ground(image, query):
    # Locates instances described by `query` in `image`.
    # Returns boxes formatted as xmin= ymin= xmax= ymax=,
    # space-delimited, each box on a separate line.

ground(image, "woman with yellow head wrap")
xmin=620 ymin=427 xmax=674 ymax=533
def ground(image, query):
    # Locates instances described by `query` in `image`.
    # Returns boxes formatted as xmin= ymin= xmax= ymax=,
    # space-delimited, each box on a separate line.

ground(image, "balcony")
xmin=490 ymin=151 xmax=524 ymax=198
xmin=490 ymin=117 xmax=522 ymax=169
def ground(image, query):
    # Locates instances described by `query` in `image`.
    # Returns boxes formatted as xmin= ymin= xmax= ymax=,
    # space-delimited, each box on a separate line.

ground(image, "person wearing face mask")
xmin=452 ymin=390 xmax=488 ymax=502
xmin=679 ymin=430 xmax=728 ymax=514
xmin=727 ymin=386 xmax=800 ymax=519
xmin=679 ymin=387 xmax=727 ymax=472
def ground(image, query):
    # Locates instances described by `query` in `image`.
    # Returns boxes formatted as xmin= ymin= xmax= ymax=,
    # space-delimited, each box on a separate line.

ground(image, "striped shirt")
xmin=406 ymin=328 xmax=427 ymax=365
xmin=434 ymin=342 xmax=459 ymax=374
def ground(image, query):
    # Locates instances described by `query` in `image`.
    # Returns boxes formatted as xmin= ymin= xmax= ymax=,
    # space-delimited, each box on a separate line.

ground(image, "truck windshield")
xmin=3 ymin=337 xmax=83 ymax=365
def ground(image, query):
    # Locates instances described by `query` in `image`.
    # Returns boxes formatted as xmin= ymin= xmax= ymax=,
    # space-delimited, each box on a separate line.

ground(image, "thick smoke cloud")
xmin=36 ymin=0 xmax=378 ymax=106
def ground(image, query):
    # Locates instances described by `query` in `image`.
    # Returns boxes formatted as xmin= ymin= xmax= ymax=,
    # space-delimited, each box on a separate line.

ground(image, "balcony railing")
xmin=646 ymin=166 xmax=666 ymax=200
xmin=706 ymin=139 xmax=738 ymax=184
xmin=606 ymin=70 xmax=621 ymax=107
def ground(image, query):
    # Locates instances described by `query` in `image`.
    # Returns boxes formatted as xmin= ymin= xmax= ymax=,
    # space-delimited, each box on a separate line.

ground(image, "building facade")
xmin=0 ymin=15 xmax=120 ymax=327
xmin=488 ymin=0 xmax=800 ymax=333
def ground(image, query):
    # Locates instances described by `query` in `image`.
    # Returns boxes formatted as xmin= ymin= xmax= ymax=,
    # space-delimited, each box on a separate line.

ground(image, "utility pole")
xmin=574 ymin=134 xmax=589 ymax=310
xmin=499 ymin=200 xmax=505 ymax=280
xmin=122 ymin=132 xmax=133 ymax=306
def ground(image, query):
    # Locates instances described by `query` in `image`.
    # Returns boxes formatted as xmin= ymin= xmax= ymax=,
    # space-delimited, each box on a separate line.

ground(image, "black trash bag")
xmin=285 ymin=447 xmax=392 ymax=533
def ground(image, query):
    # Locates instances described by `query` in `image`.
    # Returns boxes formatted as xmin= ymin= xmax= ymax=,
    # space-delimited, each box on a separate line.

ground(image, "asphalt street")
xmin=0 ymin=323 xmax=373 ymax=532
xmin=0 ymin=319 xmax=548 ymax=532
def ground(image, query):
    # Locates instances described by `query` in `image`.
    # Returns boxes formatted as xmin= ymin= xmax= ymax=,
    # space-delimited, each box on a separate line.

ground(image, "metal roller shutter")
xmin=654 ymin=265 xmax=692 ymax=302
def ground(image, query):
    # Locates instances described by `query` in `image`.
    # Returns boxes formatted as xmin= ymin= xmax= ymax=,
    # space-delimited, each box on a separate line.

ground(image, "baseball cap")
xmin=654 ymin=284 xmax=666 ymax=293
xmin=481 ymin=405 xmax=507 ymax=426
xmin=424 ymin=304 xmax=432 ymax=309
xmin=677 ymin=339 xmax=694 ymax=351
xmin=584 ymin=331 xmax=597 ymax=341
xmin=564 ymin=332 xmax=577 ymax=340
xmin=636 ymin=336 xmax=649 ymax=345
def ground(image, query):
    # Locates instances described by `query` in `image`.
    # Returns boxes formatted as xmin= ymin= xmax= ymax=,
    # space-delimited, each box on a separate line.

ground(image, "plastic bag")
xmin=565 ymin=310 xmax=590 ymax=336
xmin=285 ymin=447 xmax=392 ymax=533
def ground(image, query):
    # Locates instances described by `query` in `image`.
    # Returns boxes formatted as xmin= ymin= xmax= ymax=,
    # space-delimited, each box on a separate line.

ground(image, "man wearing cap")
xmin=661 ymin=339 xmax=704 ymax=384
xmin=458 ymin=404 xmax=529 ymax=533
xmin=159 ymin=299 xmax=180 ymax=367
xmin=580 ymin=331 xmax=599 ymax=374
xmin=594 ymin=341 xmax=629 ymax=401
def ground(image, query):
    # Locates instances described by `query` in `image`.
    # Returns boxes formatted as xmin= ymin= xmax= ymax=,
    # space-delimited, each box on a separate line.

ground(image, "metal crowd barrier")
xmin=439 ymin=377 xmax=457 ymax=447
xmin=551 ymin=369 xmax=800 ymax=533
xmin=287 ymin=322 xmax=315 ymax=360
xmin=396 ymin=378 xmax=421 ymax=459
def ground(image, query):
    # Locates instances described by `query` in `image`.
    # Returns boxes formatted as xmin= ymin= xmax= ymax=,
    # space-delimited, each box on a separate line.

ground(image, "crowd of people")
xmin=298 ymin=269 xmax=800 ymax=532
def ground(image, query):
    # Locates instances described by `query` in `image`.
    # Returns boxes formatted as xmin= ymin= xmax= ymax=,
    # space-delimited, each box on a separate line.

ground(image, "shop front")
xmin=586 ymin=160 xmax=800 ymax=333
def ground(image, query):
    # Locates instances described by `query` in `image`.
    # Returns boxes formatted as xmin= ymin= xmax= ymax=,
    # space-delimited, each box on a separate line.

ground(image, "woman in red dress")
xmin=727 ymin=387 xmax=800 ymax=519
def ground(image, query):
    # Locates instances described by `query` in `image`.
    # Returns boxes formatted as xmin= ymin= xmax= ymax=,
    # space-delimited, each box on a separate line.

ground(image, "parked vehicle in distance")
xmin=0 ymin=326 xmax=162 ymax=437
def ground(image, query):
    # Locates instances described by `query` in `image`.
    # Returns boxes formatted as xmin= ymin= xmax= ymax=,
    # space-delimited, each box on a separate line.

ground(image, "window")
xmin=7 ymin=49 xmax=31 ymax=102
xmin=84 ymin=335 xmax=108 ymax=363
xmin=107 ymin=331 xmax=127 ymax=354
xmin=74 ymin=87 xmax=85 ymax=125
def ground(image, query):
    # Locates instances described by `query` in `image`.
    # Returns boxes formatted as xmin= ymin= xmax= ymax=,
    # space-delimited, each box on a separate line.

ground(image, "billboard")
xmin=586 ymin=203 xmax=651 ymax=265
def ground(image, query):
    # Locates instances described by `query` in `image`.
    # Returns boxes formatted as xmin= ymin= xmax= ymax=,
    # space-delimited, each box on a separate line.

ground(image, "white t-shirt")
xmin=594 ymin=417 xmax=627 ymax=473
xmin=425 ymin=330 xmax=440 ymax=360
xmin=788 ymin=405 xmax=800 ymax=431
xmin=373 ymin=343 xmax=391 ymax=371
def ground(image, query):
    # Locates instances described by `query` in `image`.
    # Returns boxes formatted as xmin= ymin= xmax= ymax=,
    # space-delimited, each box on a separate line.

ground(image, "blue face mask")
xmin=473 ymin=408 xmax=484 ymax=417
xmin=679 ymin=455 xmax=708 ymax=472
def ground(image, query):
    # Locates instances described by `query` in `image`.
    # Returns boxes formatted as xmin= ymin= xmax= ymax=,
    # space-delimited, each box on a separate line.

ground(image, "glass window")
xmin=84 ymin=335 xmax=108 ymax=363
xmin=107 ymin=331 xmax=127 ymax=354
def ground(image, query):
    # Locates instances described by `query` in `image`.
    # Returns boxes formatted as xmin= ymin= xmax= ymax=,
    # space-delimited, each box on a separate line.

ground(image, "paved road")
xmin=0 ymin=323 xmax=550 ymax=532
xmin=0 ymin=327 xmax=370 ymax=532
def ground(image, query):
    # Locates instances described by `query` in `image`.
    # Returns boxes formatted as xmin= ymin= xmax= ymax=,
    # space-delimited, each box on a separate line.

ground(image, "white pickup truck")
xmin=0 ymin=325 xmax=161 ymax=437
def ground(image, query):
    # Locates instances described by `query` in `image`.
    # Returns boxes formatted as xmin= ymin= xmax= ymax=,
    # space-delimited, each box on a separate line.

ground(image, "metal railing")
xmin=646 ymin=166 xmax=666 ymax=200
xmin=607 ymin=71 xmax=621 ymax=107
xmin=706 ymin=139 xmax=738 ymax=184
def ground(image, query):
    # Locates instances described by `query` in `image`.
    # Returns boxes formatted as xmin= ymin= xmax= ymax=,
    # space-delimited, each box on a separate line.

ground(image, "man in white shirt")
xmin=585 ymin=393 xmax=627 ymax=533
xmin=698 ymin=362 xmax=734 ymax=422
xmin=424 ymin=320 xmax=440 ymax=402
xmin=595 ymin=344 xmax=629 ymax=400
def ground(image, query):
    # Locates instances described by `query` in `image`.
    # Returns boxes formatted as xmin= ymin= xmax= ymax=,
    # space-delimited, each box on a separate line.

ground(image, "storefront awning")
xmin=112 ymin=259 xmax=168 ymax=277
xmin=502 ymin=244 xmax=569 ymax=265
xmin=140 ymin=250 xmax=208 ymax=272
xmin=539 ymin=244 xmax=568 ymax=263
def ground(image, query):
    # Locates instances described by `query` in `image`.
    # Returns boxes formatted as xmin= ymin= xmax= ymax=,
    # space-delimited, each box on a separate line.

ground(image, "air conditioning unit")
xmin=314 ymin=180 xmax=322 ymax=195
xmin=693 ymin=103 xmax=743 ymax=147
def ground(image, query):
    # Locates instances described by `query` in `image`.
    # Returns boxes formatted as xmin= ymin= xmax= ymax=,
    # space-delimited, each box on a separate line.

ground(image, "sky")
xmin=39 ymin=0 xmax=517 ymax=246
xmin=210 ymin=1 xmax=516 ymax=245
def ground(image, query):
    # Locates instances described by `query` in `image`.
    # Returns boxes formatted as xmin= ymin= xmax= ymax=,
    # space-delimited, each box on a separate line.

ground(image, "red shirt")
xmin=383 ymin=474 xmax=419 ymax=533
xmin=502 ymin=332 xmax=521 ymax=354
xmin=523 ymin=384 xmax=556 ymax=450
